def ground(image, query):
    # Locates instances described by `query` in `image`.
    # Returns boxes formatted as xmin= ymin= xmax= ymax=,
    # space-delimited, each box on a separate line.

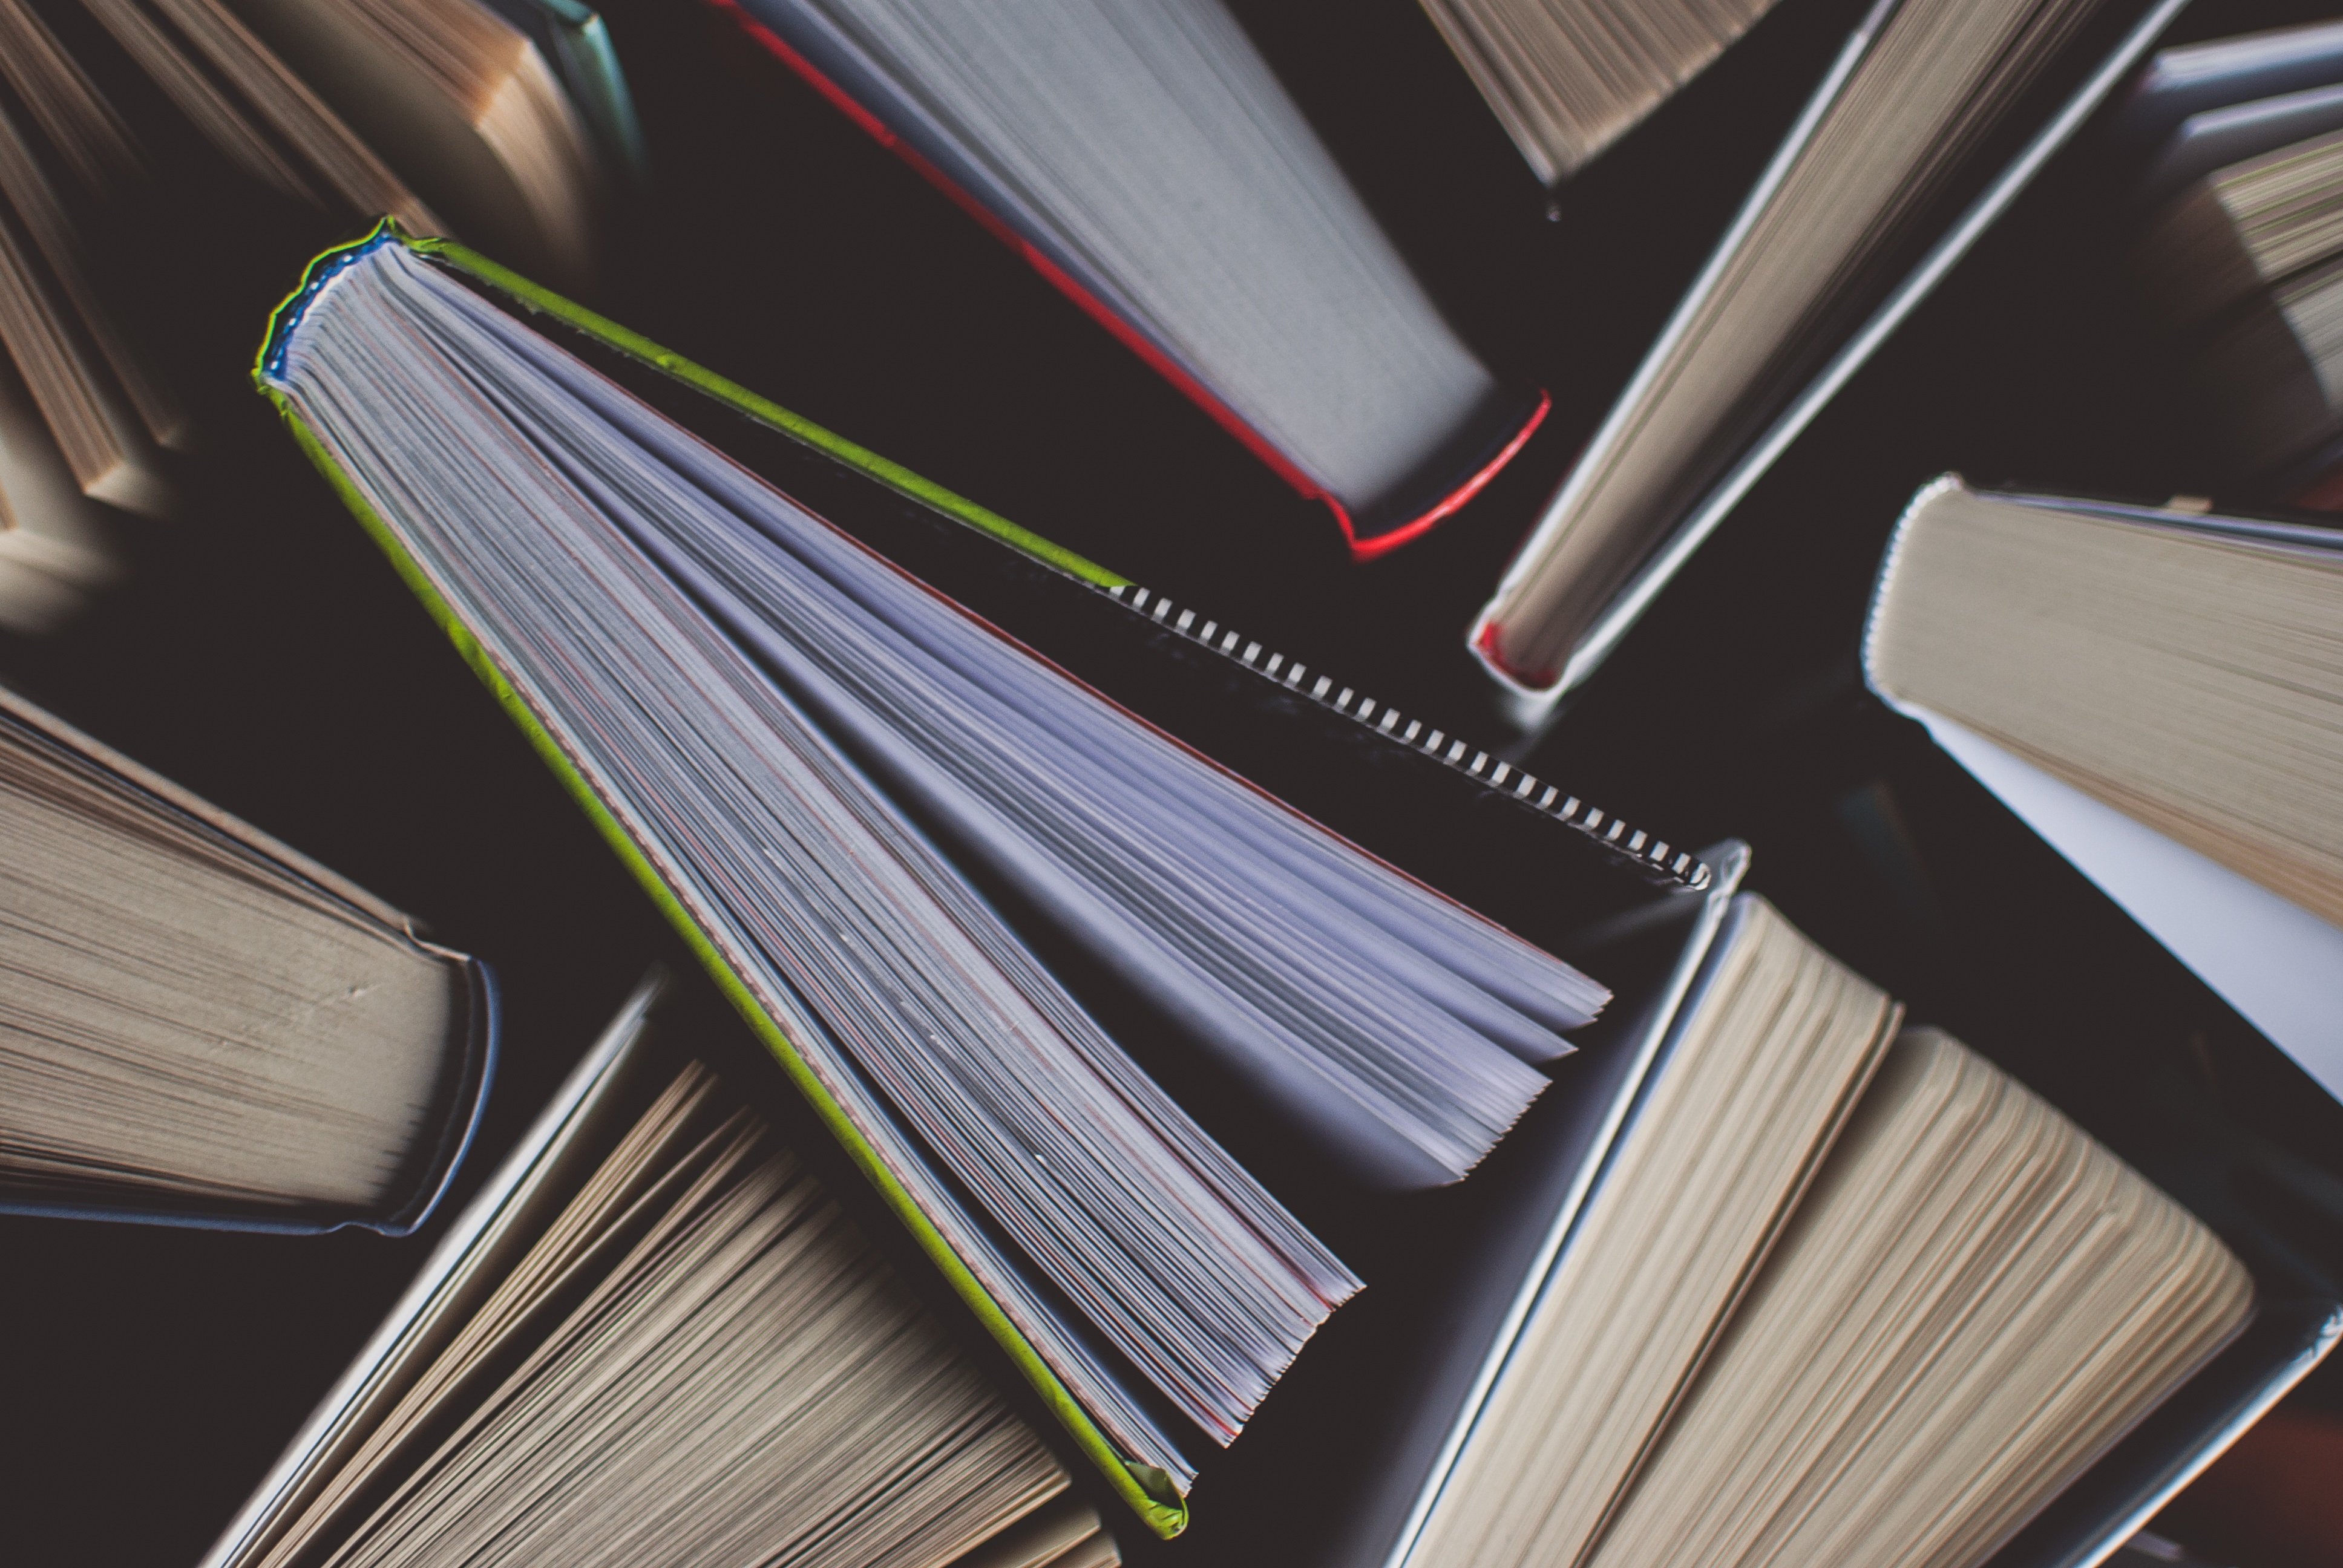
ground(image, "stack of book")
xmin=5 ymin=2 xmax=2339 ymax=1566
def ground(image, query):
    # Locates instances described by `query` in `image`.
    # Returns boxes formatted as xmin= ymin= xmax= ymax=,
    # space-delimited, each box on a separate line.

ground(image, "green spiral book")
xmin=253 ymin=221 xmax=1671 ymax=1532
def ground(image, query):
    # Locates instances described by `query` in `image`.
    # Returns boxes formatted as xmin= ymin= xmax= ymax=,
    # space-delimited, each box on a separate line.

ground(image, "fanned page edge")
xmin=252 ymin=223 xmax=1188 ymax=1538
xmin=694 ymin=0 xmax=1548 ymax=558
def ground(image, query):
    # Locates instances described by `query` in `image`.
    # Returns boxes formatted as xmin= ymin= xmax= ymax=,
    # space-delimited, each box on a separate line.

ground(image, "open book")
xmin=1470 ymin=0 xmax=2188 ymax=708
xmin=252 ymin=223 xmax=1692 ymax=1530
xmin=1864 ymin=477 xmax=2343 ymax=1108
xmin=206 ymin=975 xmax=1118 ymax=1568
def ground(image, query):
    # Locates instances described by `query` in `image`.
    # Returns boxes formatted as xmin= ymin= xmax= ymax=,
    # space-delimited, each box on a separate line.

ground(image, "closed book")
xmin=0 ymin=680 xmax=494 ymax=1234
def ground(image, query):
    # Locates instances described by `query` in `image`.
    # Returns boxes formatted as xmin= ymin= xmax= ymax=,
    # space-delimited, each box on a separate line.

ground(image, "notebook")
xmin=701 ymin=0 xmax=1549 ymax=557
xmin=203 ymin=973 xmax=1119 ymax=1568
xmin=0 ymin=679 xmax=494 ymax=1233
xmin=251 ymin=223 xmax=1703 ymax=1530
xmin=1863 ymin=476 xmax=2343 ymax=1106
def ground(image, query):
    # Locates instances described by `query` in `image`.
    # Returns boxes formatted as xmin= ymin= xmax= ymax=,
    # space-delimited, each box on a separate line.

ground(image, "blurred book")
xmin=220 ymin=0 xmax=614 ymax=289
xmin=205 ymin=975 xmax=1122 ymax=1568
xmin=0 ymin=680 xmax=493 ymax=1232
xmin=703 ymin=0 xmax=1548 ymax=557
xmin=0 ymin=350 xmax=118 ymax=632
xmin=0 ymin=0 xmax=635 ymax=631
xmin=2125 ymin=21 xmax=2343 ymax=492
xmin=1418 ymin=0 xmax=1788 ymax=184
xmin=1864 ymin=477 xmax=2343 ymax=1106
xmin=2120 ymin=17 xmax=2343 ymax=204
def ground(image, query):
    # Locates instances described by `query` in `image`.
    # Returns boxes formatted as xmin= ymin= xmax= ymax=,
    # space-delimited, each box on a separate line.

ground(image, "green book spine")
xmin=254 ymin=220 xmax=1184 ymax=1538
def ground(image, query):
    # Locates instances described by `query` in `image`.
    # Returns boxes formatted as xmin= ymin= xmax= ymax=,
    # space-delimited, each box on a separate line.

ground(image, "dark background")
xmin=2 ymin=0 xmax=2341 ymax=1561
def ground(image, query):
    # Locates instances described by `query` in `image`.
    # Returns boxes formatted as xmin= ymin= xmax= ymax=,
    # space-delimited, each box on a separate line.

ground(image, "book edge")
xmin=1380 ymin=845 xmax=1749 ymax=1568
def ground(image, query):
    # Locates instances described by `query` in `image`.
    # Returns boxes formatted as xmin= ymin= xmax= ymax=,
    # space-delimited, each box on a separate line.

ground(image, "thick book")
xmin=0 ymin=680 xmax=494 ymax=1233
xmin=1388 ymin=892 xmax=2338 ymax=1568
xmin=251 ymin=223 xmax=1699 ymax=1532
xmin=1863 ymin=476 xmax=2343 ymax=1111
xmin=1469 ymin=0 xmax=2192 ymax=713
xmin=702 ymin=0 xmax=1549 ymax=557
xmin=1412 ymin=1019 xmax=2254 ymax=1568
xmin=203 ymin=972 xmax=1119 ymax=1568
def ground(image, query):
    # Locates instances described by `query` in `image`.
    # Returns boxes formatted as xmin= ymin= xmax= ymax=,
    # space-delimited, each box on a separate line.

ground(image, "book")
xmin=251 ymin=223 xmax=1694 ymax=1530
xmin=0 ymin=0 xmax=631 ymax=631
xmin=1469 ymin=0 xmax=2189 ymax=710
xmin=0 ymin=350 xmax=118 ymax=633
xmin=2125 ymin=25 xmax=2343 ymax=488
xmin=1182 ymin=844 xmax=2333 ymax=1568
xmin=1406 ymin=1020 xmax=2255 ymax=1568
xmin=1417 ymin=0 xmax=1788 ymax=184
xmin=205 ymin=972 xmax=1120 ymax=1568
xmin=702 ymin=0 xmax=1548 ymax=557
xmin=1863 ymin=477 xmax=2343 ymax=1107
xmin=39 ymin=0 xmax=443 ymax=480
xmin=0 ymin=678 xmax=494 ymax=1232
xmin=473 ymin=0 xmax=646 ymax=182
xmin=220 ymin=0 xmax=609 ymax=290
xmin=2120 ymin=18 xmax=2343 ymax=206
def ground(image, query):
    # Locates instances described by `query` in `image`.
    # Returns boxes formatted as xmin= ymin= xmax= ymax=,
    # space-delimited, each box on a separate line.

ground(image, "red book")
xmin=703 ymin=0 xmax=1548 ymax=558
